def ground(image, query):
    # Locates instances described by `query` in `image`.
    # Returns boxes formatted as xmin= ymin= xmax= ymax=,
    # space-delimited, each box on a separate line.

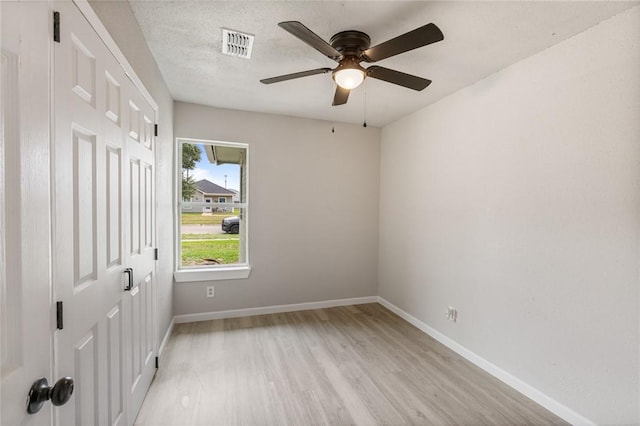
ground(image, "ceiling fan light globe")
xmin=333 ymin=68 xmax=365 ymax=90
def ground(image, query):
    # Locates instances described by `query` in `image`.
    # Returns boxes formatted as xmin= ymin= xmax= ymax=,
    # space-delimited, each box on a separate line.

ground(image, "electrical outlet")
xmin=206 ymin=286 xmax=215 ymax=298
xmin=445 ymin=306 xmax=458 ymax=322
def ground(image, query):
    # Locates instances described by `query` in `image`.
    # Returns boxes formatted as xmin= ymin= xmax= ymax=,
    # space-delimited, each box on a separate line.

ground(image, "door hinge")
xmin=155 ymin=356 xmax=159 ymax=369
xmin=53 ymin=11 xmax=60 ymax=43
xmin=154 ymin=124 xmax=158 ymax=137
xmin=154 ymin=248 xmax=158 ymax=260
xmin=56 ymin=301 xmax=63 ymax=330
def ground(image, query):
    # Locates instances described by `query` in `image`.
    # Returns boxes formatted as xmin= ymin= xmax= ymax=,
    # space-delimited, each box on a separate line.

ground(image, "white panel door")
xmin=52 ymin=2 xmax=156 ymax=426
xmin=0 ymin=2 xmax=54 ymax=425
xmin=124 ymin=88 xmax=156 ymax=419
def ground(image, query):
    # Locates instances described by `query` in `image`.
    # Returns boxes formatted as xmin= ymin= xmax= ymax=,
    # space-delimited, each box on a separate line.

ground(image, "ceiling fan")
xmin=260 ymin=21 xmax=444 ymax=106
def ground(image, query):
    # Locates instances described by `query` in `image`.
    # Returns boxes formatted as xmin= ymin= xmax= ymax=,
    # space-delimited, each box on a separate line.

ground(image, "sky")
xmin=190 ymin=144 xmax=240 ymax=191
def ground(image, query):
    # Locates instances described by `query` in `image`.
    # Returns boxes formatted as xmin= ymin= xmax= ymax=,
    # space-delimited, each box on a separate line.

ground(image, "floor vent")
xmin=221 ymin=28 xmax=254 ymax=59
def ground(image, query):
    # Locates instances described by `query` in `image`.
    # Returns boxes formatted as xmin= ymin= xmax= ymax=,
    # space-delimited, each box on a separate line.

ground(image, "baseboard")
xmin=173 ymin=296 xmax=378 ymax=324
xmin=158 ymin=318 xmax=175 ymax=357
xmin=376 ymin=297 xmax=595 ymax=426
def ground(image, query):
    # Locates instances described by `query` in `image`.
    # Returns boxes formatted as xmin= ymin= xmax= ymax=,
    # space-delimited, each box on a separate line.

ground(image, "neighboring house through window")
xmin=192 ymin=179 xmax=235 ymax=212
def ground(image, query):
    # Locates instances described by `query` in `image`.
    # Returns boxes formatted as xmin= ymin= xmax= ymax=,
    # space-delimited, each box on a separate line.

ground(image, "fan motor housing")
xmin=330 ymin=30 xmax=371 ymax=56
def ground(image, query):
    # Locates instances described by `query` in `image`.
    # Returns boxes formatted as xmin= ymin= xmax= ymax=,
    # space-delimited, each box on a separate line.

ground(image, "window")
xmin=174 ymin=138 xmax=249 ymax=282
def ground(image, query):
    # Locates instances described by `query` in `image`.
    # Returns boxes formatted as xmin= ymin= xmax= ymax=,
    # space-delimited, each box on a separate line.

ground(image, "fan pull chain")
xmin=363 ymin=80 xmax=368 ymax=128
xmin=330 ymin=74 xmax=337 ymax=134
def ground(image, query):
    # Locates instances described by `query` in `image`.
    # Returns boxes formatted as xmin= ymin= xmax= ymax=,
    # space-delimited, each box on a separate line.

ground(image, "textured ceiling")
xmin=130 ymin=1 xmax=637 ymax=127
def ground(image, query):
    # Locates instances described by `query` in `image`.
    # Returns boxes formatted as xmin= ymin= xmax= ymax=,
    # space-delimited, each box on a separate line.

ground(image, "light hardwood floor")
xmin=135 ymin=303 xmax=566 ymax=425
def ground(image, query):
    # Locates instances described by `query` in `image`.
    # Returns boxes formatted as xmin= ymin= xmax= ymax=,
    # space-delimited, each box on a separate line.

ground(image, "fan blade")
xmin=366 ymin=66 xmax=431 ymax=91
xmin=362 ymin=23 xmax=443 ymax=63
xmin=260 ymin=68 xmax=332 ymax=84
xmin=332 ymin=86 xmax=350 ymax=106
xmin=279 ymin=21 xmax=342 ymax=61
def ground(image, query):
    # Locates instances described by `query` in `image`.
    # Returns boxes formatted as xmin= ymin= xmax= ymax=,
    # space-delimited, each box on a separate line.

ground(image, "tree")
xmin=182 ymin=143 xmax=201 ymax=170
xmin=182 ymin=174 xmax=197 ymax=201
xmin=182 ymin=143 xmax=201 ymax=201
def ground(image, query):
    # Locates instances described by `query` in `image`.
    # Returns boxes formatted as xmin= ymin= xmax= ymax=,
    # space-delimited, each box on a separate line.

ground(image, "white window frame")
xmin=174 ymin=138 xmax=250 ymax=282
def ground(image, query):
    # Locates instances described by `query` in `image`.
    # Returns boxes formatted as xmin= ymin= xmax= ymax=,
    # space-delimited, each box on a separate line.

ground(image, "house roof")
xmin=194 ymin=179 xmax=235 ymax=196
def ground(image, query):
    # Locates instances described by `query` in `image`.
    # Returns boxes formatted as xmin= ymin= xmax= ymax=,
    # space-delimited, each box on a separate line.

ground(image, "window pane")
xmin=181 ymin=207 xmax=243 ymax=266
xmin=180 ymin=141 xmax=245 ymax=267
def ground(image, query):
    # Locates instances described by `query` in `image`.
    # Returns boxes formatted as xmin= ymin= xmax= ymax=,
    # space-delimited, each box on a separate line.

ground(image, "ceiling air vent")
xmin=221 ymin=28 xmax=254 ymax=59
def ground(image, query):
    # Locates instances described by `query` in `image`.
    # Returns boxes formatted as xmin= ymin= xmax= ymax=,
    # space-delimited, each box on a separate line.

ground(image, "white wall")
xmin=174 ymin=103 xmax=380 ymax=314
xmin=89 ymin=0 xmax=175 ymax=351
xmin=379 ymin=7 xmax=640 ymax=425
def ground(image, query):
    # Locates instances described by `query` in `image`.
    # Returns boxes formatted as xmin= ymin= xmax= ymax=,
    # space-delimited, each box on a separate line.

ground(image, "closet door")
xmin=53 ymin=2 xmax=157 ymax=425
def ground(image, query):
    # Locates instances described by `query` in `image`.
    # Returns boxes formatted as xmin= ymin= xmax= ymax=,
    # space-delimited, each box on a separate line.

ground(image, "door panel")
xmin=107 ymin=147 xmax=122 ymax=268
xmin=71 ymin=34 xmax=96 ymax=106
xmin=106 ymin=304 xmax=125 ymax=426
xmin=130 ymin=159 xmax=141 ymax=256
xmin=144 ymin=274 xmax=154 ymax=359
xmin=1 ymin=2 xmax=53 ymax=425
xmin=73 ymin=128 xmax=98 ymax=286
xmin=144 ymin=165 xmax=152 ymax=248
xmin=130 ymin=285 xmax=141 ymax=386
xmin=53 ymin=2 xmax=157 ymax=425
xmin=73 ymin=330 xmax=98 ymax=426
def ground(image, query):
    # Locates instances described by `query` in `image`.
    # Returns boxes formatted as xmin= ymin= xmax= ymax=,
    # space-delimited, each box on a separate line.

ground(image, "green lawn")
xmin=182 ymin=233 xmax=237 ymax=240
xmin=181 ymin=239 xmax=239 ymax=266
xmin=180 ymin=211 xmax=241 ymax=265
xmin=181 ymin=210 xmax=239 ymax=225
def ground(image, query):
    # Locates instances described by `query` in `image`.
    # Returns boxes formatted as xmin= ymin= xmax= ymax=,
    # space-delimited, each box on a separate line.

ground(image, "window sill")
xmin=174 ymin=265 xmax=251 ymax=283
